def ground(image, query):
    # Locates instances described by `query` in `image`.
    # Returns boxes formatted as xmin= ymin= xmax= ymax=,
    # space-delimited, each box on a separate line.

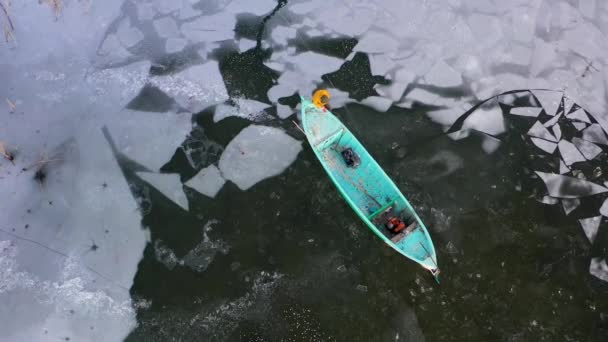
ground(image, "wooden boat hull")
xmin=300 ymin=97 xmax=439 ymax=279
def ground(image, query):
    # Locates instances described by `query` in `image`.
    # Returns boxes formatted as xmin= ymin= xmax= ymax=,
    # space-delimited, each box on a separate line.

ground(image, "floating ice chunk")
xmin=563 ymin=96 xmax=575 ymax=114
xmin=185 ymin=165 xmax=226 ymax=198
xmin=590 ymin=258 xmax=608 ymax=282
xmin=137 ymin=2 xmax=157 ymax=21
xmin=214 ymin=98 xmax=271 ymax=122
xmin=323 ymin=87 xmax=352 ymax=109
xmin=601 ymin=198 xmax=608 ymax=217
xmin=264 ymin=61 xmax=285 ymax=72
xmin=481 ymin=135 xmax=501 ymax=154
xmin=532 ymin=90 xmax=562 ymax=116
xmin=276 ymin=104 xmax=293 ymax=119
xmin=582 ymin=124 xmax=608 ymax=145
xmin=566 ymin=109 xmax=591 ymax=123
xmin=153 ymin=17 xmax=180 ymax=38
xmin=572 ymin=137 xmax=602 ymax=160
xmin=271 ymin=26 xmax=297 ymax=46
xmin=354 ymin=31 xmax=400 ymax=54
xmin=117 ymin=18 xmax=144 ymax=48
xmin=155 ymin=0 xmax=182 ymax=14
xmin=561 ymin=198 xmax=580 ymax=215
xmin=219 ymin=125 xmax=302 ymax=190
xmin=290 ymin=51 xmax=344 ymax=76
xmin=510 ymin=107 xmax=542 ymax=117
xmin=552 ymin=124 xmax=562 ymax=140
xmin=528 ymin=121 xmax=557 ymax=142
xmin=107 ymin=110 xmax=192 ymax=171
xmin=543 ymin=113 xmax=562 ymax=128
xmin=559 ymin=140 xmax=586 ymax=165
xmin=530 ymin=39 xmax=557 ymax=77
xmin=150 ymin=61 xmax=229 ymax=113
xmin=424 ymin=60 xmax=462 ymax=88
xmin=579 ymin=216 xmax=601 ymax=243
xmin=181 ymin=13 xmax=236 ymax=43
xmin=463 ymin=107 xmax=505 ymax=136
xmin=136 ymin=172 xmax=189 ymax=210
xmin=360 ymin=96 xmax=392 ymax=112
xmin=559 ymin=159 xmax=570 ymax=174
xmin=406 ymin=88 xmax=439 ymax=105
xmin=538 ymin=196 xmax=559 ymax=205
xmin=375 ymin=69 xmax=415 ymax=102
xmin=535 ymin=171 xmax=608 ymax=198
xmin=238 ymin=38 xmax=257 ymax=52
xmin=225 ymin=0 xmax=277 ymax=15
xmin=268 ymin=82 xmax=296 ymax=103
xmin=166 ymin=38 xmax=188 ymax=54
xmin=530 ymin=137 xmax=557 ymax=154
xmin=573 ymin=122 xmax=588 ymax=131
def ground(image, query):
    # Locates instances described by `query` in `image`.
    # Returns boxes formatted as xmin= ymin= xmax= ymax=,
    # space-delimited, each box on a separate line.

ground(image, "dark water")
xmin=2 ymin=0 xmax=608 ymax=341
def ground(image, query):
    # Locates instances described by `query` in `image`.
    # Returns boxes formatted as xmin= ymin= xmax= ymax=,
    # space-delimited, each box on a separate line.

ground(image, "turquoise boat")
xmin=300 ymin=96 xmax=440 ymax=282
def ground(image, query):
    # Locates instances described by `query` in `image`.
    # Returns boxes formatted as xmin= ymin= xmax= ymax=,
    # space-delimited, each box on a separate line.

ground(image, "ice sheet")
xmin=424 ymin=60 xmax=463 ymax=88
xmin=153 ymin=17 xmax=180 ymax=38
xmin=582 ymin=124 xmax=608 ymax=145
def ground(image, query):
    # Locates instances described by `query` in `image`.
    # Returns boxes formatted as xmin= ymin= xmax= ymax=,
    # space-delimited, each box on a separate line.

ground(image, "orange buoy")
xmin=312 ymin=89 xmax=330 ymax=109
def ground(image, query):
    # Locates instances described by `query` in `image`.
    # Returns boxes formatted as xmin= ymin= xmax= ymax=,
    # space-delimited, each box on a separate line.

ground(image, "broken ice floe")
xmin=106 ymin=110 xmax=192 ymax=171
xmin=600 ymin=198 xmax=608 ymax=217
xmin=573 ymin=122 xmax=588 ymax=131
xmin=590 ymin=258 xmax=608 ymax=282
xmin=510 ymin=107 xmax=542 ymax=117
xmin=150 ymin=61 xmax=229 ymax=113
xmin=185 ymin=165 xmax=226 ymax=198
xmin=571 ymin=137 xmax=601 ymax=160
xmin=559 ymin=159 xmax=570 ymax=174
xmin=238 ymin=38 xmax=257 ymax=52
xmin=424 ymin=60 xmax=462 ymax=88
xmin=462 ymin=106 xmax=505 ymax=136
xmin=535 ymin=171 xmax=608 ymax=198
xmin=532 ymin=90 xmax=562 ymax=116
xmin=558 ymin=140 xmax=586 ymax=165
xmin=530 ymin=137 xmax=557 ymax=154
xmin=566 ymin=109 xmax=591 ymax=123
xmin=527 ymin=121 xmax=557 ymax=142
xmin=561 ymin=198 xmax=580 ymax=215
xmin=551 ymin=124 xmax=562 ymax=141
xmin=213 ymin=98 xmax=271 ymax=123
xmin=136 ymin=172 xmax=189 ymax=211
xmin=579 ymin=216 xmax=601 ymax=243
xmin=219 ymin=125 xmax=302 ymax=190
xmin=360 ymin=96 xmax=392 ymax=112
xmin=582 ymin=124 xmax=608 ymax=145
